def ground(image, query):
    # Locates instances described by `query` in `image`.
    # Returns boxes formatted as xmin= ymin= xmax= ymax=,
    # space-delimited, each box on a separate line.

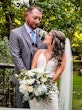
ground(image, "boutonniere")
xmin=36 ymin=28 xmax=48 ymax=40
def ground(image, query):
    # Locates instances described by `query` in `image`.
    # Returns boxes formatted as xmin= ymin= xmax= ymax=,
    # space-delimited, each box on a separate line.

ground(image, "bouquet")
xmin=15 ymin=68 xmax=52 ymax=102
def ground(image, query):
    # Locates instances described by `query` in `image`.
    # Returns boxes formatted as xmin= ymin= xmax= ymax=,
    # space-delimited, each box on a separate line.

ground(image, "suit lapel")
xmin=36 ymin=28 xmax=41 ymax=47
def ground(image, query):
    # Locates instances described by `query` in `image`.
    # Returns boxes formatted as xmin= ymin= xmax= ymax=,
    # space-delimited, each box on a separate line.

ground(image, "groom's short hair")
xmin=25 ymin=5 xmax=43 ymax=14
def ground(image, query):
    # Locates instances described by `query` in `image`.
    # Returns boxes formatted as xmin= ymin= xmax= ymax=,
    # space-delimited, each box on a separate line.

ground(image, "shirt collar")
xmin=24 ymin=23 xmax=36 ymax=34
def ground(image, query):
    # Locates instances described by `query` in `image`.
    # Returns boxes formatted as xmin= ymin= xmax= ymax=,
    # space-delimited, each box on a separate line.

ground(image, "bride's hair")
xmin=51 ymin=30 xmax=66 ymax=66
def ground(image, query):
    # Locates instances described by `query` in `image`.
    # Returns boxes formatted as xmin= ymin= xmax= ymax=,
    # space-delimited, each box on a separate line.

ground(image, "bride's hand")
xmin=51 ymin=78 xmax=55 ymax=84
xmin=51 ymin=74 xmax=57 ymax=83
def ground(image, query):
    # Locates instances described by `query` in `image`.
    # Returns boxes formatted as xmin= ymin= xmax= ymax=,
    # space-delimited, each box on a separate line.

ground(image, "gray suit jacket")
xmin=10 ymin=25 xmax=45 ymax=75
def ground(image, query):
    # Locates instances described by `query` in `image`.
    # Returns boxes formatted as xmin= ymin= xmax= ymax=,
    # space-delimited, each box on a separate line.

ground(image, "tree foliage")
xmin=0 ymin=0 xmax=82 ymax=59
xmin=35 ymin=0 xmax=82 ymax=54
xmin=0 ymin=37 xmax=12 ymax=63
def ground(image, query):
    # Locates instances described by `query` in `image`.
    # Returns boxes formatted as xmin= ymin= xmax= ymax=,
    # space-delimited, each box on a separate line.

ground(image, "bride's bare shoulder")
xmin=35 ymin=49 xmax=45 ymax=56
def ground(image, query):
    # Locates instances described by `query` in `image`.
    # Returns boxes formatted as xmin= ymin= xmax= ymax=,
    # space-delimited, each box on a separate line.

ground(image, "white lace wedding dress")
xmin=30 ymin=52 xmax=59 ymax=110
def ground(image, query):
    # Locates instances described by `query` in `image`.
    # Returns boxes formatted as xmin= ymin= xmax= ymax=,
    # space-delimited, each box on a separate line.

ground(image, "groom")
xmin=9 ymin=6 xmax=46 ymax=108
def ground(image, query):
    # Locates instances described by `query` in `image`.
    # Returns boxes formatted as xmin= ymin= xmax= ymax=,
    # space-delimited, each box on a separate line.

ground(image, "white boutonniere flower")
xmin=36 ymin=28 xmax=48 ymax=40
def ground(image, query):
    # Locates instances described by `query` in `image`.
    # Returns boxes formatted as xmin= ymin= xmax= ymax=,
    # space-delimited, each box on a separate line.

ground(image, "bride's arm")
xmin=52 ymin=53 xmax=66 ymax=83
xmin=31 ymin=49 xmax=43 ymax=69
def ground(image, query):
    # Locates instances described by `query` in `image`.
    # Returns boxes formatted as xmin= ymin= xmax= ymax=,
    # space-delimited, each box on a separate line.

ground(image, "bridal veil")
xmin=59 ymin=38 xmax=73 ymax=110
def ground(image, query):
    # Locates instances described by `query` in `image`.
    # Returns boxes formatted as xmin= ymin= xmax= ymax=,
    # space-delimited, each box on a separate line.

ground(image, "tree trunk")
xmin=1 ymin=0 xmax=14 ymax=39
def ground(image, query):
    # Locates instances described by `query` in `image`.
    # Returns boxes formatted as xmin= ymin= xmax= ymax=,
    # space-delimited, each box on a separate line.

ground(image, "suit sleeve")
xmin=9 ymin=30 xmax=26 ymax=72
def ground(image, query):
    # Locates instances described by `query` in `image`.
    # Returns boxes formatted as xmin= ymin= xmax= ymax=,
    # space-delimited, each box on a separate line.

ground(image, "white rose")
xmin=38 ymin=69 xmax=44 ymax=74
xmin=27 ymin=78 xmax=35 ymax=85
xmin=19 ymin=84 xmax=28 ymax=94
xmin=40 ymin=77 xmax=47 ymax=83
xmin=19 ymin=79 xmax=28 ymax=85
xmin=25 ymin=71 xmax=28 ymax=75
xmin=27 ymin=86 xmax=33 ymax=92
xmin=27 ymin=70 xmax=35 ymax=76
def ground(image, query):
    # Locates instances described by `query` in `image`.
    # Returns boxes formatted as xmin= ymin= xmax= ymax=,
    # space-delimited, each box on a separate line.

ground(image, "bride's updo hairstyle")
xmin=51 ymin=30 xmax=66 ymax=66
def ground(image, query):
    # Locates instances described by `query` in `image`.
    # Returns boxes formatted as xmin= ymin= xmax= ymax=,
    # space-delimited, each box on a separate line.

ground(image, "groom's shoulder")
xmin=11 ymin=25 xmax=24 ymax=32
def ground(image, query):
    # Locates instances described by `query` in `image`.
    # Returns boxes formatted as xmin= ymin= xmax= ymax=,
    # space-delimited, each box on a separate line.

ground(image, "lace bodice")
xmin=37 ymin=53 xmax=58 ymax=77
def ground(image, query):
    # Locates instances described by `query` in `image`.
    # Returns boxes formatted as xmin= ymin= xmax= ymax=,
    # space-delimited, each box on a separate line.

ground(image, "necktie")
xmin=31 ymin=31 xmax=36 ymax=44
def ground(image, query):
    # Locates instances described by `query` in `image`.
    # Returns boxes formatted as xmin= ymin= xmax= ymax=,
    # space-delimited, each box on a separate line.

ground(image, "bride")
xmin=30 ymin=29 xmax=73 ymax=110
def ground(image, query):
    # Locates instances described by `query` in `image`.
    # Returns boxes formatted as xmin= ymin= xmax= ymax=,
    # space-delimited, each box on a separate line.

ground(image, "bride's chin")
xmin=43 ymin=41 xmax=47 ymax=45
